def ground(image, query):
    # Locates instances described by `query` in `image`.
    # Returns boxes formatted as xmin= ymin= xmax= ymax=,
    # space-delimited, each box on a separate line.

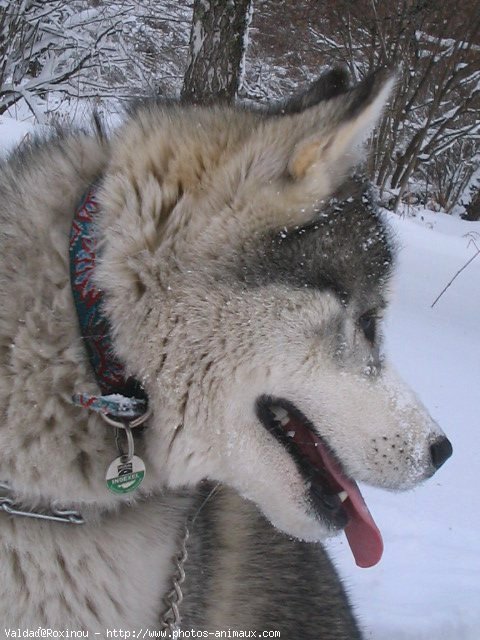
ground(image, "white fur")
xmin=0 ymin=71 xmax=446 ymax=627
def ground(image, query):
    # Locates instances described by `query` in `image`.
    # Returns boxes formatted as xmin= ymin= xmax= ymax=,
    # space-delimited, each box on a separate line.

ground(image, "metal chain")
xmin=1 ymin=477 xmax=190 ymax=632
xmin=0 ymin=410 xmax=152 ymax=527
xmin=158 ymin=484 xmax=220 ymax=634
xmin=0 ymin=482 xmax=84 ymax=525
xmin=160 ymin=525 xmax=190 ymax=634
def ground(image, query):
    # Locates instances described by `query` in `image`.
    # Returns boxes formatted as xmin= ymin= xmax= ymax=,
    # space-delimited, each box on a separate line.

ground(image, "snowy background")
xmin=1 ymin=0 xmax=479 ymax=635
xmin=2 ymin=111 xmax=478 ymax=640
xmin=329 ymin=209 xmax=480 ymax=639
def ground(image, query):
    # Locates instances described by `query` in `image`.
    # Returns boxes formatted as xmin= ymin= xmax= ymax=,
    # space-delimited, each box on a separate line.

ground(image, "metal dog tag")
xmin=105 ymin=455 xmax=146 ymax=494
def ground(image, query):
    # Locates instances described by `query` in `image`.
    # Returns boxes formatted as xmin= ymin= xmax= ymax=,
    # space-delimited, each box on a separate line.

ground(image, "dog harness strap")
xmin=69 ymin=185 xmax=148 ymax=418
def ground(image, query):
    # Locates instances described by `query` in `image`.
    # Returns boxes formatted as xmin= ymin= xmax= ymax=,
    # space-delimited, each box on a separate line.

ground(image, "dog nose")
xmin=430 ymin=436 xmax=453 ymax=470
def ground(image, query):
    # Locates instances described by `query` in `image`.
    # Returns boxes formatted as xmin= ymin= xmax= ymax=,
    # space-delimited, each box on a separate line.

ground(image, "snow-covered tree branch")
xmin=0 ymin=1 xmax=128 ymax=120
xmin=309 ymin=0 xmax=480 ymax=213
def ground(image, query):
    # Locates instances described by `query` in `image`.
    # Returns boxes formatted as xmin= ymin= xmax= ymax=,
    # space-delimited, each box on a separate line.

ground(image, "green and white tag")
xmin=106 ymin=455 xmax=145 ymax=494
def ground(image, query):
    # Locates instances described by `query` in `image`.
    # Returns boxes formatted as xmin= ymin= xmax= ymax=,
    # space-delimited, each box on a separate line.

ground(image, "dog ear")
xmin=287 ymin=68 xmax=395 ymax=181
xmin=271 ymin=67 xmax=351 ymax=115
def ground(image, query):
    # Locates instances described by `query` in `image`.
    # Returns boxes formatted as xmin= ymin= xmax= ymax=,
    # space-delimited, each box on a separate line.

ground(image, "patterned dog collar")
xmin=69 ymin=185 xmax=148 ymax=419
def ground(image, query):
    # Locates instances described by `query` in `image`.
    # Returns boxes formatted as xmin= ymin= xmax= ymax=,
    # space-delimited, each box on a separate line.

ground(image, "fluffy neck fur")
xmin=0 ymin=99 xmax=359 ymax=507
xmin=0 ymin=105 xmax=256 ymax=511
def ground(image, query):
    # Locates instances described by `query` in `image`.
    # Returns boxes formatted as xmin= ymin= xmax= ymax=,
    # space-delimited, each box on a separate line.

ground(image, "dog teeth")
xmin=271 ymin=406 xmax=288 ymax=420
xmin=286 ymin=430 xmax=296 ymax=438
xmin=270 ymin=406 xmax=290 ymax=426
xmin=338 ymin=490 xmax=348 ymax=503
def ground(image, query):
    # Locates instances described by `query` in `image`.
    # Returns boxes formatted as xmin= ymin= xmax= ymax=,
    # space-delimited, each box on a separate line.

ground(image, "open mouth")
xmin=256 ymin=395 xmax=383 ymax=568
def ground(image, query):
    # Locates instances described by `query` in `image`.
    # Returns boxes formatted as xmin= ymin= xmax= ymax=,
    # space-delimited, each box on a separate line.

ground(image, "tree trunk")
xmin=463 ymin=186 xmax=480 ymax=221
xmin=181 ymin=0 xmax=252 ymax=105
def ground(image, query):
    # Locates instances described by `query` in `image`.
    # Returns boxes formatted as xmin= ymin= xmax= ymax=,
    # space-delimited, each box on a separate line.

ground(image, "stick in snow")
xmin=431 ymin=234 xmax=480 ymax=308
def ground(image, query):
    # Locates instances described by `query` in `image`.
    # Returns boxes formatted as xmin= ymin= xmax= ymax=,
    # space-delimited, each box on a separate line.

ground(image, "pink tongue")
xmin=318 ymin=443 xmax=384 ymax=568
xmin=291 ymin=426 xmax=383 ymax=568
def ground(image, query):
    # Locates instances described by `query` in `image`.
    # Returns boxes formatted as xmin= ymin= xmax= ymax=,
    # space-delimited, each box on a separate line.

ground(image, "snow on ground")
xmin=0 ymin=116 xmax=39 ymax=156
xmin=1 ymin=116 xmax=479 ymax=638
xmin=328 ymin=208 xmax=480 ymax=640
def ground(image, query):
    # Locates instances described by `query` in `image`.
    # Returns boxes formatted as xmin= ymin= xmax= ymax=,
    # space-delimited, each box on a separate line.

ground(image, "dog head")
xmin=98 ymin=68 xmax=452 ymax=566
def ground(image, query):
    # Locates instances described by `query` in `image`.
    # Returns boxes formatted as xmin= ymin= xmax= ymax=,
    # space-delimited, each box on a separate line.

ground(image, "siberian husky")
xmin=0 ymin=67 xmax=451 ymax=637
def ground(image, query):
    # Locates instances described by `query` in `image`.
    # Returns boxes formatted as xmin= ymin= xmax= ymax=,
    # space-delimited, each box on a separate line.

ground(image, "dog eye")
xmin=358 ymin=312 xmax=377 ymax=343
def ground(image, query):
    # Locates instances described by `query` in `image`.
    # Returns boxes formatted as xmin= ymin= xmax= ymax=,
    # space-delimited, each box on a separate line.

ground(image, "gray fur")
xmin=182 ymin=484 xmax=362 ymax=638
xmin=0 ymin=69 xmax=450 ymax=636
xmin=238 ymin=176 xmax=394 ymax=302
xmin=267 ymin=67 xmax=351 ymax=115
